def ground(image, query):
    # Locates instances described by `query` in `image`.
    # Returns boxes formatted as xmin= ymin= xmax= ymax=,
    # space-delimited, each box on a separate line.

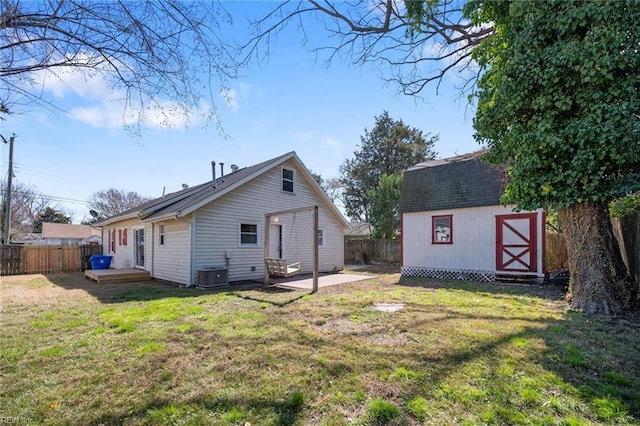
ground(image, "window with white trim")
xmin=159 ymin=223 xmax=165 ymax=246
xmin=282 ymin=167 xmax=295 ymax=193
xmin=317 ymin=229 xmax=324 ymax=247
xmin=239 ymin=222 xmax=259 ymax=246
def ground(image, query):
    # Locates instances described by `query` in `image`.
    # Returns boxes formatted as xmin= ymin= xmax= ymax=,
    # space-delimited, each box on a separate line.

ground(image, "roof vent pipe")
xmin=220 ymin=162 xmax=225 ymax=182
xmin=211 ymin=161 xmax=216 ymax=188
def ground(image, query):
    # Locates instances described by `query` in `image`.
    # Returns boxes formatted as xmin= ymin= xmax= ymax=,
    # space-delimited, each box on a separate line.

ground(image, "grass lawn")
xmin=1 ymin=268 xmax=639 ymax=425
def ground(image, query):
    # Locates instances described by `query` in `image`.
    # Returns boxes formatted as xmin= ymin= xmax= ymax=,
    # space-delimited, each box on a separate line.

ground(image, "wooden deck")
xmin=84 ymin=268 xmax=152 ymax=283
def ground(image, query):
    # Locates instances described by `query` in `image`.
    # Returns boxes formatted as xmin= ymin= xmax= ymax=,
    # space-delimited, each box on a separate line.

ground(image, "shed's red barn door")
xmin=495 ymin=213 xmax=537 ymax=273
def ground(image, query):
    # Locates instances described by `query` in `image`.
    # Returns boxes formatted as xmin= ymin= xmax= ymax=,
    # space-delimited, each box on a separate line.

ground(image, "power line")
xmin=0 ymin=189 xmax=90 ymax=205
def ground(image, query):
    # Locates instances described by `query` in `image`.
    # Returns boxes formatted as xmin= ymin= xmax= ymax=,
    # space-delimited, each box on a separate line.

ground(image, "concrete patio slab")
xmin=270 ymin=273 xmax=377 ymax=290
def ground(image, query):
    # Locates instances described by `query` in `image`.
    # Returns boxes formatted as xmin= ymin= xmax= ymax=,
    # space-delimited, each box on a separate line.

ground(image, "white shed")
xmin=399 ymin=151 xmax=546 ymax=283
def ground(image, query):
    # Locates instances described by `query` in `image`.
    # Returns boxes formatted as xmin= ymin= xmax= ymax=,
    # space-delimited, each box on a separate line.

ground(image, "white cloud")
xmin=30 ymin=61 xmax=207 ymax=130
xmin=294 ymin=131 xmax=315 ymax=143
xmin=220 ymin=82 xmax=251 ymax=114
xmin=220 ymin=88 xmax=238 ymax=113
xmin=322 ymin=137 xmax=343 ymax=159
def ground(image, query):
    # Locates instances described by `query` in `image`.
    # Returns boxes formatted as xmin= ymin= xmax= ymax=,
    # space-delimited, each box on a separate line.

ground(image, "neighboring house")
xmin=96 ymin=151 xmax=351 ymax=286
xmin=10 ymin=223 xmax=101 ymax=245
xmin=41 ymin=223 xmax=102 ymax=245
xmin=399 ymin=151 xmax=546 ymax=283
xmin=345 ymin=222 xmax=372 ymax=241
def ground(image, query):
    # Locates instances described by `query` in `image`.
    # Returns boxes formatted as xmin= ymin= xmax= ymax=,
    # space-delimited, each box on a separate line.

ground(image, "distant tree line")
xmin=1 ymin=181 xmax=150 ymax=242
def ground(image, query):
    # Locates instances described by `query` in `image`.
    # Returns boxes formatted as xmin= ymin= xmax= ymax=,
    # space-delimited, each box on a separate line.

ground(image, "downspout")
xmin=190 ymin=212 xmax=196 ymax=287
xmin=151 ymin=222 xmax=155 ymax=276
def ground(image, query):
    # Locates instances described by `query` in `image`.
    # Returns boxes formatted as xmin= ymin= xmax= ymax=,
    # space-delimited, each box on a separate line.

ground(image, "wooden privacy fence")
xmin=346 ymin=235 xmax=569 ymax=270
xmin=545 ymin=233 xmax=568 ymax=271
xmin=345 ymin=239 xmax=400 ymax=265
xmin=612 ymin=212 xmax=640 ymax=287
xmin=0 ymin=245 xmax=102 ymax=276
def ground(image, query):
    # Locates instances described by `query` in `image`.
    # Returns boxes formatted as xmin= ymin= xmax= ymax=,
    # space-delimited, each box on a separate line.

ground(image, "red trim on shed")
xmin=495 ymin=213 xmax=537 ymax=273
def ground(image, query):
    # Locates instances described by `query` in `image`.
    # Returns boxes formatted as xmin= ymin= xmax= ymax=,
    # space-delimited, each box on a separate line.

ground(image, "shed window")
xmin=240 ymin=223 xmax=259 ymax=246
xmin=282 ymin=167 xmax=294 ymax=193
xmin=317 ymin=229 xmax=324 ymax=247
xmin=432 ymin=215 xmax=453 ymax=244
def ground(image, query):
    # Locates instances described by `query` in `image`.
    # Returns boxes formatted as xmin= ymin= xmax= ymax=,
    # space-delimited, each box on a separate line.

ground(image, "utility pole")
xmin=2 ymin=134 xmax=15 ymax=245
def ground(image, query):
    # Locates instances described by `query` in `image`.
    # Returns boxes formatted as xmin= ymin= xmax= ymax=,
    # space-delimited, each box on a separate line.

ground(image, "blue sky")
xmin=0 ymin=2 xmax=481 ymax=223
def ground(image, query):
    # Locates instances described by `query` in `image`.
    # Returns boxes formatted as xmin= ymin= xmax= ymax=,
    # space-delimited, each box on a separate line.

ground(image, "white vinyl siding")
xmin=152 ymin=218 xmax=192 ymax=285
xmin=402 ymin=205 xmax=545 ymax=274
xmin=194 ymin=159 xmax=345 ymax=282
xmin=102 ymin=218 xmax=150 ymax=270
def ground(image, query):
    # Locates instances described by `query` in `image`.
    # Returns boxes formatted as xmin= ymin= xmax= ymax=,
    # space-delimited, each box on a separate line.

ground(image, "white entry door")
xmin=269 ymin=224 xmax=283 ymax=259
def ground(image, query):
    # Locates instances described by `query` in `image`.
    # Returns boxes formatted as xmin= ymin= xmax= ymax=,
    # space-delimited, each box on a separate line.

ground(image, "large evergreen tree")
xmin=471 ymin=0 xmax=640 ymax=314
xmin=33 ymin=207 xmax=71 ymax=233
xmin=340 ymin=111 xmax=437 ymax=234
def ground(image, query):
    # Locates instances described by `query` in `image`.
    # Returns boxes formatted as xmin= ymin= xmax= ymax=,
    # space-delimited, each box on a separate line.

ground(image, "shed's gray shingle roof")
xmin=399 ymin=153 xmax=506 ymax=213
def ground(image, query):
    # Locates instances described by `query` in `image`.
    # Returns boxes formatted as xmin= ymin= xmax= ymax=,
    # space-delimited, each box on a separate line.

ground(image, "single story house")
xmin=96 ymin=151 xmax=351 ymax=286
xmin=10 ymin=223 xmax=101 ymax=245
xmin=41 ymin=223 xmax=102 ymax=245
xmin=399 ymin=151 xmax=546 ymax=283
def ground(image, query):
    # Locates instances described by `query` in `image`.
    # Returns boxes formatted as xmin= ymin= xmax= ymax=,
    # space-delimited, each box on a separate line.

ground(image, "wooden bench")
xmin=265 ymin=258 xmax=302 ymax=278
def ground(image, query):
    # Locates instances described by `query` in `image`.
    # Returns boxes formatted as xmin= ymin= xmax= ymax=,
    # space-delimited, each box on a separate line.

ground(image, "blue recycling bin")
xmin=90 ymin=255 xmax=113 ymax=270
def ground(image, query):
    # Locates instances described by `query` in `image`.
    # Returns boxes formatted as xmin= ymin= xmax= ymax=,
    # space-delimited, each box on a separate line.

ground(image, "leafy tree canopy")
xmin=368 ymin=173 xmax=403 ymax=239
xmin=471 ymin=0 xmax=640 ymax=212
xmin=340 ymin=111 xmax=437 ymax=227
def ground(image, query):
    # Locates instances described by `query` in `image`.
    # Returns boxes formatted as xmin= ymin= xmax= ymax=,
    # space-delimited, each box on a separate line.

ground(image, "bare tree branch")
xmin=0 ymin=0 xmax=238 ymax=131
xmin=239 ymin=0 xmax=494 ymax=97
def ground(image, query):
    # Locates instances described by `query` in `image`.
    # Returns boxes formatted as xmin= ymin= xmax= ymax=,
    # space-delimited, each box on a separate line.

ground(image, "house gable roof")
xmin=97 ymin=151 xmax=350 ymax=229
xmin=399 ymin=150 xmax=506 ymax=213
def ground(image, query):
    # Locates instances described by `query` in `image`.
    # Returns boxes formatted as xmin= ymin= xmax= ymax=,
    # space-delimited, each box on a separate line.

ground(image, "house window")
xmin=239 ymin=222 xmax=258 ymax=246
xmin=159 ymin=223 xmax=165 ymax=246
xmin=432 ymin=215 xmax=453 ymax=244
xmin=282 ymin=167 xmax=295 ymax=193
xmin=317 ymin=229 xmax=324 ymax=247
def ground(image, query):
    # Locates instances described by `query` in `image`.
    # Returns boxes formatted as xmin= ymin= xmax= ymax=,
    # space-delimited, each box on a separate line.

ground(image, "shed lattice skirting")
xmin=401 ymin=266 xmax=496 ymax=283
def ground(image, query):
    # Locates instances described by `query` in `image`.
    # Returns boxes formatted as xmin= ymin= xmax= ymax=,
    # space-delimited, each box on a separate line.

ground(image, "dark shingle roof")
xmin=97 ymin=152 xmax=293 ymax=225
xmin=399 ymin=153 xmax=506 ymax=213
xmin=95 ymin=151 xmax=350 ymax=230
